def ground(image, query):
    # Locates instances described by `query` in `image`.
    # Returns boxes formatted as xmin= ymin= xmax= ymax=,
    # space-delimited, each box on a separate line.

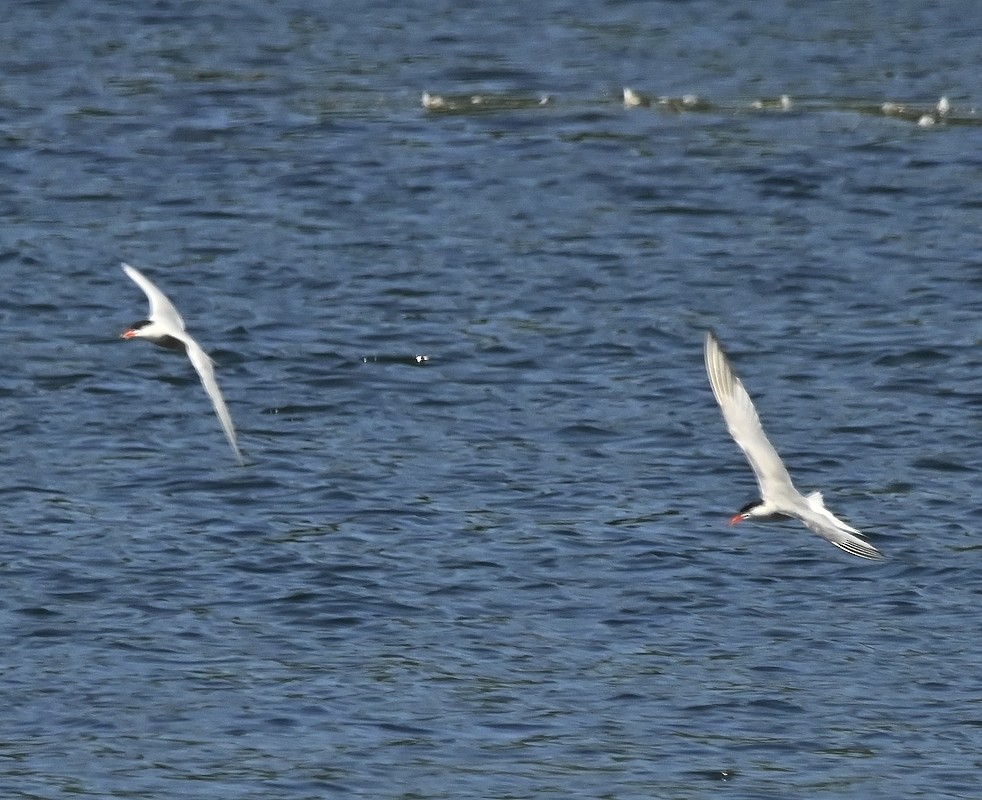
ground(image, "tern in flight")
xmin=704 ymin=330 xmax=883 ymax=560
xmin=120 ymin=262 xmax=243 ymax=464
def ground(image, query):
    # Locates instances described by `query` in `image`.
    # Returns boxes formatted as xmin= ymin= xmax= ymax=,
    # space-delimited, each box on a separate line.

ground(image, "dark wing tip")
xmin=705 ymin=328 xmax=720 ymax=350
xmin=831 ymin=538 xmax=887 ymax=561
xmin=704 ymin=329 xmax=732 ymax=367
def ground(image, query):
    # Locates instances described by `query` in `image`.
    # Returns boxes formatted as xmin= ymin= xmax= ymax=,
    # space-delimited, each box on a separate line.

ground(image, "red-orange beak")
xmin=728 ymin=513 xmax=744 ymax=526
xmin=121 ymin=329 xmax=137 ymax=339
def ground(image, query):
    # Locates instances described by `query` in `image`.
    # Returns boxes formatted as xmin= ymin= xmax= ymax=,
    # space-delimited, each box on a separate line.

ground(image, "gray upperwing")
xmin=182 ymin=333 xmax=243 ymax=464
xmin=798 ymin=502 xmax=884 ymax=560
xmin=122 ymin=263 xmax=186 ymax=331
xmin=704 ymin=331 xmax=797 ymax=501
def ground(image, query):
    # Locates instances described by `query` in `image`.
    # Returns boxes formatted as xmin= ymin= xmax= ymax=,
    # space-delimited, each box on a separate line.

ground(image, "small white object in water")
xmin=622 ymin=87 xmax=650 ymax=107
xmin=681 ymin=93 xmax=700 ymax=107
xmin=936 ymin=95 xmax=950 ymax=116
xmin=917 ymin=114 xmax=936 ymax=127
xmin=421 ymin=92 xmax=446 ymax=109
xmin=751 ymin=95 xmax=792 ymax=111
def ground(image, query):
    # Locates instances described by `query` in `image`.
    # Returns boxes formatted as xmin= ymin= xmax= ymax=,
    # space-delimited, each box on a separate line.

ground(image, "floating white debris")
xmin=422 ymin=91 xmax=553 ymax=113
xmin=750 ymin=95 xmax=793 ymax=111
xmin=362 ymin=354 xmax=431 ymax=365
xmin=421 ymin=92 xmax=446 ymax=109
xmin=917 ymin=114 xmax=936 ymax=127
xmin=622 ymin=87 xmax=650 ymax=107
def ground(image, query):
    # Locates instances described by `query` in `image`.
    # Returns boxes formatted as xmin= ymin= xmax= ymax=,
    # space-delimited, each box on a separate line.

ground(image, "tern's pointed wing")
xmin=797 ymin=499 xmax=885 ymax=560
xmin=182 ymin=334 xmax=243 ymax=463
xmin=122 ymin=263 xmax=186 ymax=331
xmin=704 ymin=330 xmax=797 ymax=501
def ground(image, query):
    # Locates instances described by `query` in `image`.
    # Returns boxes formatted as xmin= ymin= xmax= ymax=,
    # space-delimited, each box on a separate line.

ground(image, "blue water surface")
xmin=1 ymin=1 xmax=981 ymax=798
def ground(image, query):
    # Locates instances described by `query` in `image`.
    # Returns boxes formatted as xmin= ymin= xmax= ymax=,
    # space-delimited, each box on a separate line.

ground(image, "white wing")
xmin=704 ymin=330 xmax=797 ymax=503
xmin=123 ymin=262 xmax=242 ymax=463
xmin=122 ymin=263 xmax=186 ymax=332
xmin=706 ymin=332 xmax=884 ymax=560
xmin=799 ymin=493 xmax=884 ymax=560
xmin=183 ymin=334 xmax=243 ymax=464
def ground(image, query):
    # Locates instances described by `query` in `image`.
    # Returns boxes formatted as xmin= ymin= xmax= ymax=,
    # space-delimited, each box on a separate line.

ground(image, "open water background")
xmin=1 ymin=1 xmax=981 ymax=797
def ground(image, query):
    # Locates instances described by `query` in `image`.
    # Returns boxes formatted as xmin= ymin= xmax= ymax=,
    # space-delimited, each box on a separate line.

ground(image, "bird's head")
xmin=121 ymin=320 xmax=151 ymax=340
xmin=729 ymin=499 xmax=763 ymax=526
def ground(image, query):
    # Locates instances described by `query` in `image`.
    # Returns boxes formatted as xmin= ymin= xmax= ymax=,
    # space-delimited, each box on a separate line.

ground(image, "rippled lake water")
xmin=1 ymin=1 xmax=981 ymax=798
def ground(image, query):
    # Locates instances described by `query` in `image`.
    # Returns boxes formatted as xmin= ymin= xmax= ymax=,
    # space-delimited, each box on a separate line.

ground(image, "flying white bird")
xmin=704 ymin=330 xmax=883 ymax=560
xmin=120 ymin=263 xmax=243 ymax=464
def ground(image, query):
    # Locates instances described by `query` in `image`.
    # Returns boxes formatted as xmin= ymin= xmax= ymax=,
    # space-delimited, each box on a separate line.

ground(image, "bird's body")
xmin=704 ymin=330 xmax=883 ymax=560
xmin=120 ymin=263 xmax=243 ymax=464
